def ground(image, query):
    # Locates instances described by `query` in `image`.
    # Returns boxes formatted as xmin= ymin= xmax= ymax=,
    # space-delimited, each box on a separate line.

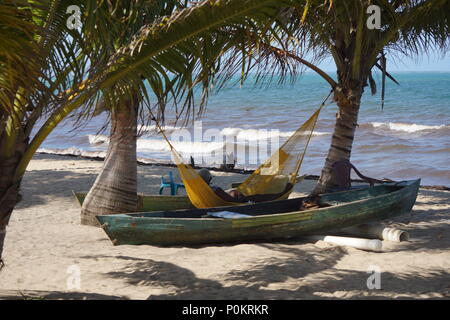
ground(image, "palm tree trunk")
xmin=81 ymin=102 xmax=139 ymax=227
xmin=0 ymin=155 xmax=24 ymax=268
xmin=314 ymin=84 xmax=363 ymax=194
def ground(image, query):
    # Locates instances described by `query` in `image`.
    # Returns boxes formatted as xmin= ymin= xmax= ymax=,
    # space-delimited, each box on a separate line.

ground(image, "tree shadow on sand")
xmin=17 ymin=169 xmax=96 ymax=209
xmin=0 ymin=289 xmax=127 ymax=300
xmin=223 ymin=243 xmax=347 ymax=286
xmin=102 ymin=243 xmax=449 ymax=299
xmin=101 ymin=244 xmax=344 ymax=299
xmin=383 ymin=190 xmax=450 ymax=251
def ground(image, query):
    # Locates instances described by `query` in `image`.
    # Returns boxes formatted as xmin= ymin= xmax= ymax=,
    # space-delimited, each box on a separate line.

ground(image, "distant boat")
xmin=96 ymin=179 xmax=420 ymax=246
xmin=73 ymin=191 xmax=194 ymax=212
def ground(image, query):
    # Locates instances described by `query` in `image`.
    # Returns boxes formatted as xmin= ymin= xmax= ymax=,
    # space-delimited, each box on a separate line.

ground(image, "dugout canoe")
xmin=96 ymin=179 xmax=420 ymax=246
xmin=73 ymin=191 xmax=194 ymax=212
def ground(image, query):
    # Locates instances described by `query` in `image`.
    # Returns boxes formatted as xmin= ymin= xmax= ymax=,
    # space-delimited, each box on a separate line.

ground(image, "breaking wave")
xmin=367 ymin=122 xmax=448 ymax=133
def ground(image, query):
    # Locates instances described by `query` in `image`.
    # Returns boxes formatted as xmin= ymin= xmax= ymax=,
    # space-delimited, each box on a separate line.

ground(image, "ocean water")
xmin=37 ymin=72 xmax=450 ymax=187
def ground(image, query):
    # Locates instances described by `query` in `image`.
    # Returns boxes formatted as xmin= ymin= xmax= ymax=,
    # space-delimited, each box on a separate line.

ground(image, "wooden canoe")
xmin=73 ymin=191 xmax=194 ymax=212
xmin=96 ymin=179 xmax=420 ymax=246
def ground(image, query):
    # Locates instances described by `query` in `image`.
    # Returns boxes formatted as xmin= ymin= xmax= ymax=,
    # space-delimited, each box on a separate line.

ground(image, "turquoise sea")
xmin=38 ymin=72 xmax=450 ymax=187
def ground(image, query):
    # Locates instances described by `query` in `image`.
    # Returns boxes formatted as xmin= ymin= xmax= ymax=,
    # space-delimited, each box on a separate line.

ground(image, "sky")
xmin=316 ymin=51 xmax=450 ymax=72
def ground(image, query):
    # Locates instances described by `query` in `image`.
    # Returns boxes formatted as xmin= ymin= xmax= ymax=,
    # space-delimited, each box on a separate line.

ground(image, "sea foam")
xmin=369 ymin=122 xmax=447 ymax=133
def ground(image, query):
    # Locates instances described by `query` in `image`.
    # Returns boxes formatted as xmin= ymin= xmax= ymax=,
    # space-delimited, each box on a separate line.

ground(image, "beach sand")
xmin=0 ymin=153 xmax=449 ymax=300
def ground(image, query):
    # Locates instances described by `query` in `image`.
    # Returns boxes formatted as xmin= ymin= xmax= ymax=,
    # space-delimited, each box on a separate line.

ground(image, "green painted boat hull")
xmin=73 ymin=191 xmax=194 ymax=212
xmin=96 ymin=179 xmax=420 ymax=246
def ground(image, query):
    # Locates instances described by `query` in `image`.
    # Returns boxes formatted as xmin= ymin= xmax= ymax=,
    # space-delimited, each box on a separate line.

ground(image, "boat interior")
xmin=125 ymin=183 xmax=407 ymax=219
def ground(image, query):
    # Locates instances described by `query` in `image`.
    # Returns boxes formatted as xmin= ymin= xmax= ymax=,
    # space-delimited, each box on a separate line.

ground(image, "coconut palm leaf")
xmin=13 ymin=0 xmax=301 ymax=180
xmin=251 ymin=0 xmax=449 ymax=192
xmin=0 ymin=0 xmax=89 ymax=157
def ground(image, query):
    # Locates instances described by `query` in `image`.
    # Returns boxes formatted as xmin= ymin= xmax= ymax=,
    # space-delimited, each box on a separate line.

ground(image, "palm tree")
xmin=76 ymin=1 xmax=191 ymax=226
xmin=0 ymin=0 xmax=298 ymax=265
xmin=0 ymin=0 xmax=90 ymax=268
xmin=273 ymin=0 xmax=450 ymax=193
xmin=78 ymin=0 xmax=300 ymax=226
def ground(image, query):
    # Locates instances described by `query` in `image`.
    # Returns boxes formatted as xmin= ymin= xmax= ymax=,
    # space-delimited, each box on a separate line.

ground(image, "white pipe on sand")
xmin=305 ymin=235 xmax=383 ymax=252
xmin=339 ymin=224 xmax=409 ymax=242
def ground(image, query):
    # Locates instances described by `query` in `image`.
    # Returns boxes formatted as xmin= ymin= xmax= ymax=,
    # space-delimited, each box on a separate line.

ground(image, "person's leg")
xmin=228 ymin=189 xmax=247 ymax=202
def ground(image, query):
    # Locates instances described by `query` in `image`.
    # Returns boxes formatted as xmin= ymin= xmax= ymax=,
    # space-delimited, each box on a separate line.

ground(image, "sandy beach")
xmin=0 ymin=153 xmax=449 ymax=300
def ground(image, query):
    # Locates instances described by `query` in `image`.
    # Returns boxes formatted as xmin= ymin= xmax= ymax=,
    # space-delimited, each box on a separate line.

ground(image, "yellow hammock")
xmin=155 ymin=104 xmax=324 ymax=209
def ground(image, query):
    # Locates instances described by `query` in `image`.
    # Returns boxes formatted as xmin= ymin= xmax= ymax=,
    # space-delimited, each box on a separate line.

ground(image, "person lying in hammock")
xmin=198 ymin=168 xmax=293 ymax=203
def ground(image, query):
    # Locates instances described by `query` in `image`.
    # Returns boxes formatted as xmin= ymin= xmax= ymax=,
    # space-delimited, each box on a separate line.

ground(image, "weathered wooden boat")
xmin=73 ymin=191 xmax=194 ymax=212
xmin=96 ymin=179 xmax=420 ymax=246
